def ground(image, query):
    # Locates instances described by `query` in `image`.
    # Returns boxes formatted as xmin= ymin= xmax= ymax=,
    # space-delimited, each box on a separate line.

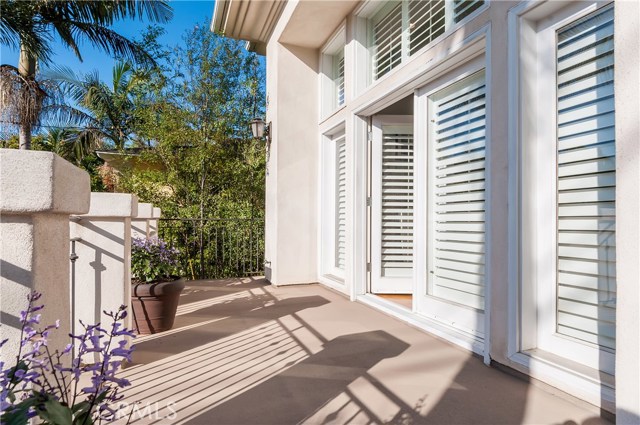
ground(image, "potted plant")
xmin=130 ymin=237 xmax=185 ymax=334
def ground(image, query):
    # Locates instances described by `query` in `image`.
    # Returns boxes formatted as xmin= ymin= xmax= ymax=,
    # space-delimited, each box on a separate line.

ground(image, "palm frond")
xmin=40 ymin=104 xmax=99 ymax=128
xmin=68 ymin=21 xmax=155 ymax=66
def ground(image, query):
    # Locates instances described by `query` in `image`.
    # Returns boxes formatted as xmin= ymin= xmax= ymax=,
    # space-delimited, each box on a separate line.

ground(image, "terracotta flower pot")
xmin=131 ymin=278 xmax=185 ymax=334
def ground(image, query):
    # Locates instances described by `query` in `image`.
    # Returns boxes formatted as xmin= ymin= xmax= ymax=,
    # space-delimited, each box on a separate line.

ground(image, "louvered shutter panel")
xmin=335 ymin=137 xmax=347 ymax=270
xmin=408 ymin=0 xmax=445 ymax=55
xmin=372 ymin=2 xmax=402 ymax=80
xmin=453 ymin=0 xmax=484 ymax=23
xmin=381 ymin=129 xmax=414 ymax=277
xmin=430 ymin=72 xmax=486 ymax=310
xmin=555 ymin=5 xmax=615 ymax=350
xmin=335 ymin=51 xmax=345 ymax=106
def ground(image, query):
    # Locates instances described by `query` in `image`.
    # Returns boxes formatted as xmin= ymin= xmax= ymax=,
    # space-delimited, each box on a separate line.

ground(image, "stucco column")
xmin=0 ymin=149 xmax=90 ymax=364
xmin=266 ymin=40 xmax=319 ymax=286
xmin=70 ymin=193 xmax=138 ymax=348
xmin=131 ymin=202 xmax=154 ymax=239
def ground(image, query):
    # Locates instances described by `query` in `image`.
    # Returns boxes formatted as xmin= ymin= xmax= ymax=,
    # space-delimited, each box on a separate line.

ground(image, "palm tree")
xmin=50 ymin=61 xmax=142 ymax=150
xmin=0 ymin=0 xmax=172 ymax=149
xmin=40 ymin=127 xmax=103 ymax=165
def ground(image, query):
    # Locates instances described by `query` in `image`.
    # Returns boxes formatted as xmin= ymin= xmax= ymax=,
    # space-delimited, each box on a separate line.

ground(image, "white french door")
xmin=370 ymin=116 xmax=414 ymax=294
xmin=416 ymin=70 xmax=487 ymax=337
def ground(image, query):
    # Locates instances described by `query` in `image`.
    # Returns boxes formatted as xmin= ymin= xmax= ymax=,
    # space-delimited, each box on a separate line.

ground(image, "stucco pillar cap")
xmin=73 ymin=193 xmax=139 ymax=218
xmin=0 ymin=149 xmax=90 ymax=214
xmin=134 ymin=202 xmax=154 ymax=219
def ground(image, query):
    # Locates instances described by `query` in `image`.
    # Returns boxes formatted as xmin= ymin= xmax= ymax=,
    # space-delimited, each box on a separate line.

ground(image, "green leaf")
xmin=71 ymin=401 xmax=90 ymax=415
xmin=72 ymin=411 xmax=94 ymax=425
xmin=37 ymin=398 xmax=73 ymax=425
xmin=1 ymin=398 xmax=35 ymax=425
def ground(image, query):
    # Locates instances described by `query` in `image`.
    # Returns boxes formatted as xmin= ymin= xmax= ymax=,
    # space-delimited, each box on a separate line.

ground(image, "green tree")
xmin=121 ymin=24 xmax=267 ymax=219
xmin=49 ymin=61 xmax=145 ymax=149
xmin=113 ymin=25 xmax=267 ymax=277
xmin=0 ymin=0 xmax=172 ymax=149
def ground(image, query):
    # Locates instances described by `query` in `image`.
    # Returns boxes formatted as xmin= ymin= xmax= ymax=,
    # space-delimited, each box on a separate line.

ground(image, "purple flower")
xmin=2 ymin=291 xmax=135 ymax=423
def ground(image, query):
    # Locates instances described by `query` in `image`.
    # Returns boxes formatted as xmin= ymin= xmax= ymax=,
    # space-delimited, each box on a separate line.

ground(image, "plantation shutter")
xmin=453 ymin=0 xmax=484 ymax=23
xmin=335 ymin=51 xmax=345 ymax=107
xmin=335 ymin=137 xmax=347 ymax=270
xmin=381 ymin=128 xmax=414 ymax=277
xmin=372 ymin=2 xmax=402 ymax=80
xmin=408 ymin=0 xmax=445 ymax=55
xmin=555 ymin=5 xmax=615 ymax=350
xmin=430 ymin=72 xmax=486 ymax=310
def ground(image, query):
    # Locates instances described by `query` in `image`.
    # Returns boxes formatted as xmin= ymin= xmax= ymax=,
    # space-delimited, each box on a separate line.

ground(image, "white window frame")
xmin=320 ymin=26 xmax=347 ymax=119
xmin=319 ymin=125 xmax=347 ymax=283
xmin=510 ymin=0 xmax=615 ymax=376
xmin=354 ymin=0 xmax=487 ymax=85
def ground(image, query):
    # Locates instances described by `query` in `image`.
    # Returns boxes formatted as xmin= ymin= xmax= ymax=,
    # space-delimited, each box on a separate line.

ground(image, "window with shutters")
xmin=365 ymin=0 xmax=485 ymax=82
xmin=320 ymin=129 xmax=347 ymax=283
xmin=428 ymin=71 xmax=486 ymax=310
xmin=321 ymin=27 xmax=346 ymax=118
xmin=371 ymin=118 xmax=414 ymax=294
xmin=334 ymin=51 xmax=345 ymax=107
xmin=380 ymin=130 xmax=413 ymax=277
xmin=555 ymin=4 xmax=616 ymax=351
xmin=335 ymin=138 xmax=347 ymax=270
xmin=516 ymin=2 xmax=615 ymax=375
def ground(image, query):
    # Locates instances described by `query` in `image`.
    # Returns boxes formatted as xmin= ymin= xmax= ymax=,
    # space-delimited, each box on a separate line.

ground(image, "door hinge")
xmin=366 ymin=262 xmax=371 ymax=272
xmin=367 ymin=130 xmax=372 ymax=142
xmin=366 ymin=196 xmax=371 ymax=206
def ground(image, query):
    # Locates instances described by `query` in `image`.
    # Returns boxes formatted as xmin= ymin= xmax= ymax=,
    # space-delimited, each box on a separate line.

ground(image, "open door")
xmin=370 ymin=116 xmax=414 ymax=294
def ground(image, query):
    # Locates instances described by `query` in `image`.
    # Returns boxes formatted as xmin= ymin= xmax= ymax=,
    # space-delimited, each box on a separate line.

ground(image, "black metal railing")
xmin=158 ymin=218 xmax=265 ymax=280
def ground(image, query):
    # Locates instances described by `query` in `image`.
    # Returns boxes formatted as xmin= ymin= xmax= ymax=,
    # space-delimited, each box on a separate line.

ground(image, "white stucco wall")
xmin=70 ymin=193 xmax=138 ymax=359
xmin=265 ymin=0 xmax=320 ymax=286
xmin=149 ymin=207 xmax=161 ymax=237
xmin=0 ymin=149 xmax=90 ymax=363
xmin=132 ymin=202 xmax=154 ymax=239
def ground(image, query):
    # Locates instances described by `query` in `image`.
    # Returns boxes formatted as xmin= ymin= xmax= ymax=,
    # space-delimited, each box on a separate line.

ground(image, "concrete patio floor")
xmin=117 ymin=278 xmax=612 ymax=425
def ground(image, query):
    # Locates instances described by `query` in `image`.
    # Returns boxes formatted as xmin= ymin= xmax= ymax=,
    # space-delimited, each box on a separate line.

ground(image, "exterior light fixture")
xmin=250 ymin=117 xmax=270 ymax=144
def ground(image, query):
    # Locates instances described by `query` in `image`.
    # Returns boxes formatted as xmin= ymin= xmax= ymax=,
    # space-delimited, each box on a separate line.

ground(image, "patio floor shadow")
xmin=116 ymin=278 xmax=612 ymax=425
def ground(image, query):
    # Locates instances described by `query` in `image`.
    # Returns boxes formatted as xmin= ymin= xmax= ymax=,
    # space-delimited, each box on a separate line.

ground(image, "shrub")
xmin=131 ymin=237 xmax=181 ymax=283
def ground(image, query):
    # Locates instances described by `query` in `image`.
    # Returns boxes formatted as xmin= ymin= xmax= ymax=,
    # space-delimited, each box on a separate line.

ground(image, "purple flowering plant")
xmin=1 ymin=291 xmax=136 ymax=425
xmin=131 ymin=237 xmax=181 ymax=284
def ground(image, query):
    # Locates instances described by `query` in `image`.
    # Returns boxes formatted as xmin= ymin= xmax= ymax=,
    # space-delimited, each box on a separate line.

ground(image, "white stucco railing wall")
xmin=0 ymin=149 xmax=90 ymax=364
xmin=131 ymin=202 xmax=154 ymax=239
xmin=149 ymin=207 xmax=162 ymax=238
xmin=69 ymin=192 xmax=138 ymax=361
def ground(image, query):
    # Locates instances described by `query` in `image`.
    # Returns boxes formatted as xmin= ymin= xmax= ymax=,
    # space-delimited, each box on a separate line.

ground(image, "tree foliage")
xmin=116 ymin=24 xmax=267 ymax=220
xmin=0 ymin=0 xmax=172 ymax=149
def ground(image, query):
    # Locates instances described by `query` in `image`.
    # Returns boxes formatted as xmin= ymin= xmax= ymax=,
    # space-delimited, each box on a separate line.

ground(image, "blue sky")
xmin=0 ymin=0 xmax=216 ymax=81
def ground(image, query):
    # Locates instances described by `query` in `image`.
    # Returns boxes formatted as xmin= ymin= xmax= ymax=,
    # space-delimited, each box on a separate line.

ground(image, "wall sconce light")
xmin=250 ymin=117 xmax=271 ymax=144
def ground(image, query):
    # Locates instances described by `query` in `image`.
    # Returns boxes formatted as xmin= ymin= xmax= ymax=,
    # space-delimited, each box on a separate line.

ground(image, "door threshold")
xmin=356 ymin=293 xmax=485 ymax=356
xmin=376 ymin=293 xmax=412 ymax=310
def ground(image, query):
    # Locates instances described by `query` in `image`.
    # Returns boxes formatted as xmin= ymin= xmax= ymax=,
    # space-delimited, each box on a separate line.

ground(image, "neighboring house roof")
xmin=96 ymin=149 xmax=165 ymax=173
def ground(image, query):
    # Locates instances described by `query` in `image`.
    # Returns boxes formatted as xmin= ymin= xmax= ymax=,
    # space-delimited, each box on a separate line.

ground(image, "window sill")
xmin=508 ymin=349 xmax=615 ymax=411
xmin=319 ymin=105 xmax=347 ymax=126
